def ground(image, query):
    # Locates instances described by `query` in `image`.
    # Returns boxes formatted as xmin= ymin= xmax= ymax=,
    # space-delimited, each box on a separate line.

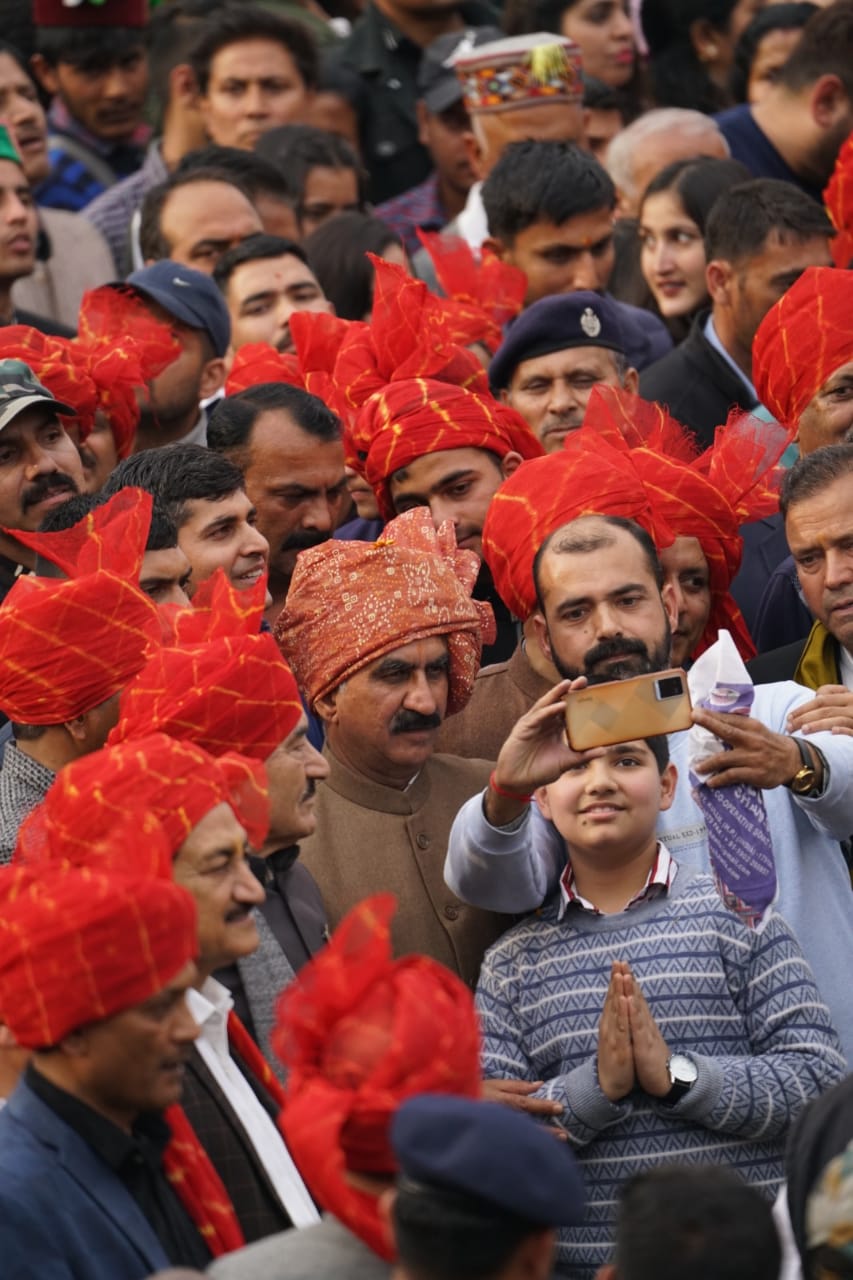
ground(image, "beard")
xmin=548 ymin=625 xmax=672 ymax=684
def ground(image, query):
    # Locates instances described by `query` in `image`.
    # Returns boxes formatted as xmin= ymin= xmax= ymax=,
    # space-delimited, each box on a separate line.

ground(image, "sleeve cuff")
xmin=652 ymin=1053 xmax=724 ymax=1123
xmin=552 ymin=1057 xmax=632 ymax=1131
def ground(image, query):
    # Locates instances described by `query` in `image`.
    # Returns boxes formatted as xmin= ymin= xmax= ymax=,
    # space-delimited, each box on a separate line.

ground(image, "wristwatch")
xmin=660 ymin=1053 xmax=698 ymax=1106
xmin=787 ymin=737 xmax=823 ymax=797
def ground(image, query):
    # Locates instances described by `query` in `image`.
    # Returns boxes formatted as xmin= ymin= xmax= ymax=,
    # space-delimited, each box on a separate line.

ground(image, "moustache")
xmin=583 ymin=636 xmax=651 ymax=674
xmin=22 ymin=473 xmax=78 ymax=511
xmin=391 ymin=709 xmax=442 ymax=735
xmin=281 ymin=529 xmax=331 ymax=554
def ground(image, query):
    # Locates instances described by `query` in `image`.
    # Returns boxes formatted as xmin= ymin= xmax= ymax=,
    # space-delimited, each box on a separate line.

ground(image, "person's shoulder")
xmin=210 ymin=1217 xmax=391 ymax=1280
xmin=747 ymin=640 xmax=806 ymax=686
xmin=430 ymin=753 xmax=493 ymax=787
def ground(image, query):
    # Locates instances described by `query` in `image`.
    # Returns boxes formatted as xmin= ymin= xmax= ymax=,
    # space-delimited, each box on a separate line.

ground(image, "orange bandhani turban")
xmin=753 ymin=266 xmax=853 ymax=429
xmin=416 ymin=231 xmax=527 ymax=354
xmin=350 ymin=378 xmax=544 ymax=521
xmin=482 ymin=412 xmax=675 ymax=621
xmin=275 ymin=508 xmax=495 ymax=713
xmin=16 ymin=732 xmax=270 ymax=864
xmin=0 ymin=860 xmax=196 ymax=1048
xmin=0 ymin=489 xmax=161 ymax=723
xmin=225 ymin=312 xmax=353 ymax=425
xmin=110 ymin=570 xmax=304 ymax=758
xmin=825 ymin=129 xmax=853 ymax=269
xmin=0 ymin=327 xmax=96 ymax=440
xmin=273 ymin=894 xmax=481 ymax=1260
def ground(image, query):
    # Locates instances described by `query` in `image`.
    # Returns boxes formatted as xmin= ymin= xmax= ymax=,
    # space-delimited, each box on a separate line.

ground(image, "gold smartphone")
xmin=565 ymin=669 xmax=692 ymax=751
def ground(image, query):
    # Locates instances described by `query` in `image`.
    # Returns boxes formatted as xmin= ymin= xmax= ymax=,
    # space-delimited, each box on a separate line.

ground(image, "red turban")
xmin=0 ymin=860 xmax=196 ymax=1048
xmin=110 ymin=570 xmax=304 ymax=758
xmin=225 ymin=312 xmax=352 ymax=427
xmin=753 ymin=266 xmax=853 ymax=429
xmin=273 ymin=894 xmax=481 ymax=1260
xmin=482 ymin=408 xmax=675 ymax=620
xmin=825 ymin=129 xmax=853 ymax=269
xmin=0 ymin=327 xmax=96 ymax=440
xmin=16 ymin=732 xmax=270 ymax=864
xmin=0 ymin=489 xmax=161 ymax=723
xmin=416 ymin=231 xmax=527 ymax=353
xmin=275 ymin=508 xmax=495 ymax=713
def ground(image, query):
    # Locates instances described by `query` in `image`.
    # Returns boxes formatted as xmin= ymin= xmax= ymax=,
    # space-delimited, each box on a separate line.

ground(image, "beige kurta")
xmin=434 ymin=645 xmax=553 ymax=761
xmin=298 ymin=748 xmax=512 ymax=987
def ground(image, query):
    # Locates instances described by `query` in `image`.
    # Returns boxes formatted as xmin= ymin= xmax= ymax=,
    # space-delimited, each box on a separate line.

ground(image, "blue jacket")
xmin=0 ymin=1079 xmax=171 ymax=1280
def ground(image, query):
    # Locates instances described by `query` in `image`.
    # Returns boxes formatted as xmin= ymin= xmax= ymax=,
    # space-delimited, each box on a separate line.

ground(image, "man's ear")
xmin=314 ymin=688 xmax=340 ymax=725
xmin=706 ymin=258 xmax=733 ymax=307
xmin=63 ymin=715 xmax=88 ymax=745
xmin=462 ymin=128 xmax=485 ymax=182
xmin=169 ymin=61 xmax=199 ymax=109
xmin=661 ymin=578 xmax=679 ymax=635
xmin=623 ymin=366 xmax=639 ymax=395
xmin=483 ymin=234 xmax=508 ymax=264
xmin=500 ymin=450 xmax=523 ymax=480
xmin=199 ymin=356 xmax=226 ymax=400
xmin=532 ymin=609 xmax=555 ymax=664
xmin=809 ymin=74 xmax=848 ymax=129
xmin=30 ymin=53 xmax=59 ymax=97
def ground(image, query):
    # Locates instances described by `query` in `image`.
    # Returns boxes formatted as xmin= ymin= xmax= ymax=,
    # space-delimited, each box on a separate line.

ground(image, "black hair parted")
xmin=189 ymin=2 xmax=319 ymax=95
xmin=482 ymin=141 xmax=615 ymax=243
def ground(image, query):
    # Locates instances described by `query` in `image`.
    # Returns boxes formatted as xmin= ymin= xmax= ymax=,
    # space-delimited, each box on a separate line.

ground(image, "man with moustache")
xmin=277 ymin=509 xmax=511 ymax=986
xmin=445 ymin=512 xmax=853 ymax=1063
xmin=208 ymin=383 xmax=347 ymax=623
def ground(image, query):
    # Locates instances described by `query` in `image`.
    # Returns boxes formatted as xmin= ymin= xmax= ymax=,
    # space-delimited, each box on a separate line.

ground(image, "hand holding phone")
xmin=565 ymin=669 xmax=692 ymax=751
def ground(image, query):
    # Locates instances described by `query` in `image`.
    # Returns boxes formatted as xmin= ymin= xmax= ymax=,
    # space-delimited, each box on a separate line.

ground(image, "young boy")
xmin=475 ymin=737 xmax=845 ymax=1280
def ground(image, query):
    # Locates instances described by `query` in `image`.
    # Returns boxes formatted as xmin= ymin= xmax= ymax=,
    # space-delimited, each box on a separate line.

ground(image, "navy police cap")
xmin=489 ymin=291 xmax=626 ymax=392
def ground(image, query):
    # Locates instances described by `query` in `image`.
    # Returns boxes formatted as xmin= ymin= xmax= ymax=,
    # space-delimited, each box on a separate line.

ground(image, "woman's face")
xmin=639 ymin=189 xmax=708 ymax=319
xmin=747 ymin=26 xmax=805 ymax=105
xmin=560 ymin=0 xmax=636 ymax=88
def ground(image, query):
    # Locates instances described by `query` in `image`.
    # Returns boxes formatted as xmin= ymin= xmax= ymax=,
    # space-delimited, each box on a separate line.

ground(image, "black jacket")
xmin=639 ymin=310 xmax=756 ymax=449
xmin=747 ymin=639 xmax=810 ymax=686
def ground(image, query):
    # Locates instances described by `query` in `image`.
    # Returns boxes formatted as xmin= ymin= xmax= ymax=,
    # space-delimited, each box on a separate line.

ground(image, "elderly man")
xmin=605 ymin=108 xmax=729 ymax=220
xmin=24 ymin=732 xmax=319 ymax=1246
xmin=444 ymin=512 xmax=853 ymax=1064
xmin=0 ymin=859 xmax=206 ymax=1279
xmin=0 ymin=489 xmax=161 ymax=860
xmin=489 ymin=292 xmax=638 ymax=452
xmin=276 ymin=509 xmax=510 ymax=985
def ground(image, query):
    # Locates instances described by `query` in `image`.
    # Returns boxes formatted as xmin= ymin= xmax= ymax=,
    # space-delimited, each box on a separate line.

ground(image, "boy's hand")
xmin=481 ymin=1078 xmax=563 ymax=1118
xmin=625 ymin=967 xmax=670 ymax=1097
xmin=597 ymin=961 xmax=634 ymax=1101
xmin=485 ymin=678 xmax=596 ymax=826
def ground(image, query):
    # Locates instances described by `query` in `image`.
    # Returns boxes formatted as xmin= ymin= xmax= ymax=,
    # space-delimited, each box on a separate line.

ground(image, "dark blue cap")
xmin=489 ymin=291 xmax=626 ymax=391
xmin=123 ymin=261 xmax=231 ymax=358
xmin=391 ymin=1095 xmax=585 ymax=1227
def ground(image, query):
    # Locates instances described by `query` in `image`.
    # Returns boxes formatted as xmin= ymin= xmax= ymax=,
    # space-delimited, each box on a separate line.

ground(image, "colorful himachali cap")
xmin=110 ymin=569 xmax=304 ymax=760
xmin=0 ymin=489 xmax=162 ymax=724
xmin=275 ymin=508 xmax=496 ymax=715
xmin=273 ymin=893 xmax=482 ymax=1260
xmin=753 ymin=266 xmax=853 ymax=430
xmin=0 ymin=858 xmax=196 ymax=1048
xmin=453 ymin=32 xmax=584 ymax=114
xmin=418 ymin=26 xmax=504 ymax=115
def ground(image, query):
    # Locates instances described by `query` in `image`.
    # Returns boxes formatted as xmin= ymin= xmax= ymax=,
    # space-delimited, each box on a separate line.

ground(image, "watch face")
xmin=669 ymin=1053 xmax=698 ymax=1085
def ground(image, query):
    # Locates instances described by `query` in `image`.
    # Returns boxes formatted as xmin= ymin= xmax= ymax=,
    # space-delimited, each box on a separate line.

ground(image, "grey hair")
xmin=605 ymin=109 xmax=729 ymax=205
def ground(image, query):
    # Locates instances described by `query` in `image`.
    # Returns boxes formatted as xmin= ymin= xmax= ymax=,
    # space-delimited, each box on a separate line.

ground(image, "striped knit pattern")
xmin=476 ymin=868 xmax=845 ymax=1279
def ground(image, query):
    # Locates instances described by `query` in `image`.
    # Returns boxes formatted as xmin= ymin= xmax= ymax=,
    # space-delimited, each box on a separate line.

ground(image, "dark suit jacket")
xmin=639 ymin=309 xmax=757 ymax=449
xmin=180 ymin=1042 xmax=293 ymax=1244
xmin=0 ymin=1080 xmax=171 ymax=1280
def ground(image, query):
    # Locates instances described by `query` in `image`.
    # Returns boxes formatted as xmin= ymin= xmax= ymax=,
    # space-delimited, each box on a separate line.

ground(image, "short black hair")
xmin=139 ymin=166 xmax=255 ymax=262
xmin=614 ymin=1167 xmax=781 ymax=1280
xmin=392 ymin=1181 xmax=542 ymax=1280
xmin=582 ymin=74 xmax=641 ymax=126
xmin=645 ymin=734 xmax=670 ymax=775
xmin=641 ymin=156 xmax=752 ymax=230
xmin=780 ymin=443 xmax=853 ymax=517
xmin=35 ymin=25 xmax=148 ymax=69
xmin=213 ymin=232 xmax=307 ymax=291
xmin=778 ymin=0 xmax=853 ymax=100
xmin=533 ymin=515 xmax=664 ymax=613
xmin=304 ymin=211 xmax=403 ymax=321
xmin=190 ymin=3 xmax=319 ymax=96
xmin=208 ymin=382 xmax=342 ymax=469
xmin=704 ymin=178 xmax=833 ymax=264
xmin=482 ymin=141 xmax=615 ymax=244
xmin=256 ymin=123 xmax=365 ymax=209
xmin=730 ymin=3 xmax=818 ymax=104
xmin=102 ymin=445 xmax=246 ymax=528
xmin=177 ymin=144 xmax=293 ymax=204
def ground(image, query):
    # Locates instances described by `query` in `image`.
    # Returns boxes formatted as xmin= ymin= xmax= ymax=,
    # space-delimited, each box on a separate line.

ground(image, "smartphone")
xmin=565 ymin=669 xmax=692 ymax=751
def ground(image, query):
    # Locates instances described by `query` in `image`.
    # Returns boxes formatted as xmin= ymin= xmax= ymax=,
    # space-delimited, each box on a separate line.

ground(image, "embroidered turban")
xmin=275 ymin=508 xmax=495 ymax=713
xmin=825 ymin=129 xmax=853 ymax=269
xmin=0 ymin=489 xmax=161 ymax=723
xmin=482 ymin=401 xmax=675 ymax=620
xmin=0 ymin=860 xmax=197 ymax=1048
xmin=110 ymin=570 xmax=304 ymax=758
xmin=753 ymin=266 xmax=853 ymax=429
xmin=273 ymin=894 xmax=481 ymax=1260
xmin=16 ymin=732 xmax=270 ymax=865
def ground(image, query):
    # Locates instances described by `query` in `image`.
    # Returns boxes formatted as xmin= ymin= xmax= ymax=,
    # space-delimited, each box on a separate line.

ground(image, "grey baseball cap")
xmin=418 ymin=26 xmax=503 ymax=115
xmin=0 ymin=359 xmax=74 ymax=432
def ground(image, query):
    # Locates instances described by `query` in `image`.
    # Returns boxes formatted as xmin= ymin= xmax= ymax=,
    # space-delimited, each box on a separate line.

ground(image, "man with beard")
xmin=208 ymin=383 xmax=347 ymax=623
xmin=111 ymin=262 xmax=231 ymax=450
xmin=276 ymin=509 xmax=512 ymax=986
xmin=0 ymin=360 xmax=84 ymax=600
xmin=444 ymin=513 xmax=853 ymax=1064
xmin=213 ymin=235 xmax=333 ymax=357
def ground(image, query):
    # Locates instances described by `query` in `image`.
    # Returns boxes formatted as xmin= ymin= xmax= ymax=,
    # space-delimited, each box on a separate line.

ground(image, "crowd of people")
xmin=2 ymin=0 xmax=853 ymax=1278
